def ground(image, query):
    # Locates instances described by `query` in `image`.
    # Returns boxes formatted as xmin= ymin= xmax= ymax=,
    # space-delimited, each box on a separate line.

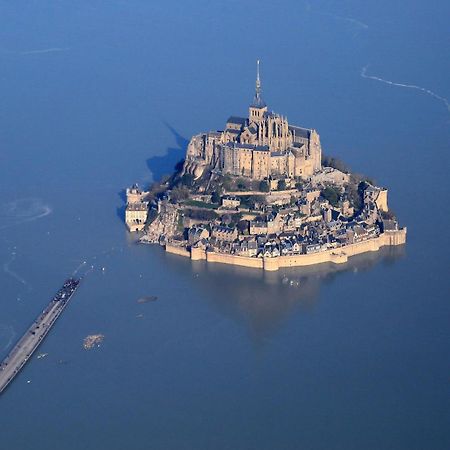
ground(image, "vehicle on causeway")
xmin=0 ymin=278 xmax=80 ymax=395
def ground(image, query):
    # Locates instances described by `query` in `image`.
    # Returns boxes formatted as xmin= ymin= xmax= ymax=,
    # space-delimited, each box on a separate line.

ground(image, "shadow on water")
xmin=118 ymin=123 xmax=188 ymax=222
xmin=165 ymin=245 xmax=406 ymax=347
xmin=146 ymin=122 xmax=189 ymax=183
xmin=116 ymin=189 xmax=127 ymax=222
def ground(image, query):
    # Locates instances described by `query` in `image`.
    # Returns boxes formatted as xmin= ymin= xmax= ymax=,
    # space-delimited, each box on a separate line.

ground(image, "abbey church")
xmin=182 ymin=61 xmax=322 ymax=181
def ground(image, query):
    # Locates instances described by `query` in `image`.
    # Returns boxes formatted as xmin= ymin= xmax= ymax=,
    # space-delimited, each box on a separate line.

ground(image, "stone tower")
xmin=249 ymin=60 xmax=268 ymax=123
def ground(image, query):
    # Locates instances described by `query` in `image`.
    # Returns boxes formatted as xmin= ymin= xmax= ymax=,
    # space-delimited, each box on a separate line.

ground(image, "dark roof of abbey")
xmin=227 ymin=116 xmax=246 ymax=125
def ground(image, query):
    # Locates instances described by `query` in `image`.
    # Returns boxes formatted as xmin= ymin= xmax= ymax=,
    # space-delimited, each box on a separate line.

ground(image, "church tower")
xmin=249 ymin=60 xmax=268 ymax=123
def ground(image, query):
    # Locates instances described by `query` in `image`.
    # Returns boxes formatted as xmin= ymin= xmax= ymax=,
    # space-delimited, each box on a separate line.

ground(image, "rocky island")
xmin=124 ymin=62 xmax=406 ymax=271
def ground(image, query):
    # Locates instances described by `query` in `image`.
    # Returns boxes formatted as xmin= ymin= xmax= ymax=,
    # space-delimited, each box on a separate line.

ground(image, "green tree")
xmin=345 ymin=183 xmax=362 ymax=211
xmin=237 ymin=178 xmax=250 ymax=191
xmin=259 ymin=180 xmax=270 ymax=192
xmin=322 ymin=155 xmax=350 ymax=173
xmin=181 ymin=173 xmax=194 ymax=187
xmin=237 ymin=220 xmax=249 ymax=234
xmin=211 ymin=191 xmax=221 ymax=204
xmin=277 ymin=180 xmax=287 ymax=191
xmin=321 ymin=186 xmax=340 ymax=207
xmin=222 ymin=214 xmax=232 ymax=225
xmin=294 ymin=177 xmax=304 ymax=191
xmin=186 ymin=209 xmax=217 ymax=221
xmin=170 ymin=187 xmax=189 ymax=203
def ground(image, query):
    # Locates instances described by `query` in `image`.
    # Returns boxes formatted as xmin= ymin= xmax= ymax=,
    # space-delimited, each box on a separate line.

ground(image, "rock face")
xmin=182 ymin=133 xmax=220 ymax=180
xmin=141 ymin=203 xmax=178 ymax=244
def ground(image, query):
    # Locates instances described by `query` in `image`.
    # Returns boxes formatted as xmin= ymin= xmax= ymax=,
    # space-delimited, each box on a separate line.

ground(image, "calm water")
xmin=0 ymin=1 xmax=449 ymax=449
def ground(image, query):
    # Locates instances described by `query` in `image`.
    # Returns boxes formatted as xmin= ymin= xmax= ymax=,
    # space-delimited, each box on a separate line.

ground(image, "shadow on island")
xmin=146 ymin=122 xmax=189 ymax=183
xmin=163 ymin=244 xmax=406 ymax=348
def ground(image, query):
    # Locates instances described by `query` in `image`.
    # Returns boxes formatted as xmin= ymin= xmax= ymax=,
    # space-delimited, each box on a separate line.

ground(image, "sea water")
xmin=0 ymin=1 xmax=449 ymax=449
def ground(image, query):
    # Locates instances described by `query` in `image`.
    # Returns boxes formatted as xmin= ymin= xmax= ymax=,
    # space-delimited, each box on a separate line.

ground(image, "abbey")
xmin=182 ymin=61 xmax=322 ymax=181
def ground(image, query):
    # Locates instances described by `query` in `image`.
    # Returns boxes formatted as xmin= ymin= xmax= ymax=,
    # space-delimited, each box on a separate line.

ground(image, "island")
xmin=124 ymin=61 xmax=406 ymax=271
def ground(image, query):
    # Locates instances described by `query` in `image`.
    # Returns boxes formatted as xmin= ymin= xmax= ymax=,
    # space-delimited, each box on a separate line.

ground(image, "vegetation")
xmin=344 ymin=182 xmax=362 ymax=211
xmin=295 ymin=181 xmax=304 ymax=191
xmin=259 ymin=180 xmax=270 ymax=192
xmin=221 ymin=213 xmax=242 ymax=226
xmin=344 ymin=177 xmax=376 ymax=212
xmin=221 ymin=214 xmax=232 ymax=225
xmin=184 ymin=208 xmax=217 ymax=221
xmin=183 ymin=199 xmax=218 ymax=209
xmin=277 ymin=180 xmax=287 ymax=191
xmin=176 ymin=212 xmax=185 ymax=233
xmin=211 ymin=191 xmax=221 ymax=204
xmin=381 ymin=209 xmax=396 ymax=220
xmin=170 ymin=186 xmax=190 ymax=203
xmin=237 ymin=220 xmax=249 ymax=234
xmin=236 ymin=178 xmax=251 ymax=191
xmin=180 ymin=173 xmax=194 ymax=187
xmin=321 ymin=186 xmax=341 ymax=207
xmin=322 ymin=155 xmax=350 ymax=173
xmin=221 ymin=174 xmax=234 ymax=191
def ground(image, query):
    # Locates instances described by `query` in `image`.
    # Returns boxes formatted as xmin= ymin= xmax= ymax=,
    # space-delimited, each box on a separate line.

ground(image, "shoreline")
xmin=164 ymin=228 xmax=407 ymax=271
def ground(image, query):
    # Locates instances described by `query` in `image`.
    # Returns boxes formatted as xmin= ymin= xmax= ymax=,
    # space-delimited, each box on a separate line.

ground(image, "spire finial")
xmin=256 ymin=59 xmax=260 ymax=87
xmin=252 ymin=59 xmax=266 ymax=108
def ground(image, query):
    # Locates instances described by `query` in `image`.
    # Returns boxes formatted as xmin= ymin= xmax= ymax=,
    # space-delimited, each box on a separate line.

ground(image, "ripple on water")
xmin=0 ymin=198 xmax=52 ymax=230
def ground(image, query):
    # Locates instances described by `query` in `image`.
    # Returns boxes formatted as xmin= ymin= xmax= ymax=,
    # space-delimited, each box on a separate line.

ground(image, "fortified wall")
xmin=166 ymin=228 xmax=407 ymax=272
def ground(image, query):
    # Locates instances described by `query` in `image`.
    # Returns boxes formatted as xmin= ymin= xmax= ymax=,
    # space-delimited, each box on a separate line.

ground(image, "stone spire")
xmin=252 ymin=60 xmax=266 ymax=108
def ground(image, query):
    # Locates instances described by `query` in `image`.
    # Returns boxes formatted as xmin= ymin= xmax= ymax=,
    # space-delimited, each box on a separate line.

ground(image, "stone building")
xmin=188 ymin=225 xmax=210 ymax=245
xmin=211 ymin=225 xmax=238 ymax=242
xmin=364 ymin=185 xmax=388 ymax=212
xmin=221 ymin=196 xmax=241 ymax=208
xmin=126 ymin=184 xmax=149 ymax=204
xmin=182 ymin=61 xmax=322 ymax=181
xmin=125 ymin=202 xmax=148 ymax=232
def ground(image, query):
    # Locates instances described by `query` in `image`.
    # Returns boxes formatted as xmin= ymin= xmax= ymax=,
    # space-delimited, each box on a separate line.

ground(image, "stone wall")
xmin=206 ymin=251 xmax=263 ymax=269
xmin=165 ymin=244 xmax=191 ymax=258
xmin=165 ymin=229 xmax=407 ymax=271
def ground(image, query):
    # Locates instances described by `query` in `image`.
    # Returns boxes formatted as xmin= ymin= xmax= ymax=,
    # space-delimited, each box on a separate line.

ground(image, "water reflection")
xmin=166 ymin=245 xmax=405 ymax=344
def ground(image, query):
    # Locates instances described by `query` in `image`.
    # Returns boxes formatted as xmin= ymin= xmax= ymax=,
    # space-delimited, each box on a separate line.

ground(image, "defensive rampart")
xmin=165 ymin=228 xmax=406 ymax=271
xmin=165 ymin=244 xmax=191 ymax=258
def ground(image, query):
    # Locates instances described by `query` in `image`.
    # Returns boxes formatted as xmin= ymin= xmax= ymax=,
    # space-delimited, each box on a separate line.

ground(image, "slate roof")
xmin=289 ymin=126 xmax=310 ymax=139
xmin=227 ymin=116 xmax=247 ymax=125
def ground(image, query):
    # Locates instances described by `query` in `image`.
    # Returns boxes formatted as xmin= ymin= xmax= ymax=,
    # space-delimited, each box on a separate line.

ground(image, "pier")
xmin=0 ymin=278 xmax=79 ymax=395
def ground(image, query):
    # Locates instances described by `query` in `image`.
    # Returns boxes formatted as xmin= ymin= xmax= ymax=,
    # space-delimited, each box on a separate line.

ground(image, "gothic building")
xmin=182 ymin=61 xmax=322 ymax=181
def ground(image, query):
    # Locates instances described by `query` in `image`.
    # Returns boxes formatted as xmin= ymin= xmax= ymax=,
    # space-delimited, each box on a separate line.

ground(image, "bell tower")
xmin=249 ymin=60 xmax=268 ymax=123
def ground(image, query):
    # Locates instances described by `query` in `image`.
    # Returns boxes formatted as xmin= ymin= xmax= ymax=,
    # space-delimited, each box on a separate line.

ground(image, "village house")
xmin=221 ymin=196 xmax=241 ymax=209
xmin=249 ymin=219 xmax=268 ymax=235
xmin=188 ymin=225 xmax=210 ymax=245
xmin=211 ymin=225 xmax=238 ymax=242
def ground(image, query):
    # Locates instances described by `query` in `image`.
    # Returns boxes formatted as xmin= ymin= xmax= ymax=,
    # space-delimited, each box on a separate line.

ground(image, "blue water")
xmin=0 ymin=1 xmax=449 ymax=449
